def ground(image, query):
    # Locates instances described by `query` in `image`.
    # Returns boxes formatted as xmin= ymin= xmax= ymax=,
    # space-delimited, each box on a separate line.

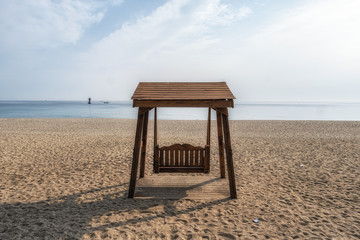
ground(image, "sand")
xmin=0 ymin=118 xmax=359 ymax=239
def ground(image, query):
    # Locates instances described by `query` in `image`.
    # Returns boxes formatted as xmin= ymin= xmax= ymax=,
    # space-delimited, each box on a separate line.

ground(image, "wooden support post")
xmin=154 ymin=145 xmax=159 ymax=173
xmin=128 ymin=108 xmax=145 ymax=198
xmin=205 ymin=107 xmax=211 ymax=173
xmin=139 ymin=109 xmax=149 ymax=178
xmin=216 ymin=111 xmax=226 ymax=178
xmin=204 ymin=145 xmax=210 ymax=173
xmin=221 ymin=108 xmax=237 ymax=199
xmin=207 ymin=107 xmax=211 ymax=146
xmin=153 ymin=107 xmax=159 ymax=173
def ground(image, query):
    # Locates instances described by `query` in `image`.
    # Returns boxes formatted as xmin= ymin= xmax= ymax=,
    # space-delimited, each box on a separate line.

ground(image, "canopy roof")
xmin=132 ymin=82 xmax=235 ymax=108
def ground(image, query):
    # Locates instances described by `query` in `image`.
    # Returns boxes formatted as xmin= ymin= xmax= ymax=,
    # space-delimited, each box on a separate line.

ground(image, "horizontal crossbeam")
xmin=133 ymin=100 xmax=234 ymax=108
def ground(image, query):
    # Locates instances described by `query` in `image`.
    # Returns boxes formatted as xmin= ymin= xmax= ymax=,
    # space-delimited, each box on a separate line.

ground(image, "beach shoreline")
xmin=1 ymin=119 xmax=359 ymax=239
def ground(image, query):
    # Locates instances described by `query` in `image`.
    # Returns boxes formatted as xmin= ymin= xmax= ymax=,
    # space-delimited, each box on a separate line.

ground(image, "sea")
xmin=0 ymin=101 xmax=359 ymax=120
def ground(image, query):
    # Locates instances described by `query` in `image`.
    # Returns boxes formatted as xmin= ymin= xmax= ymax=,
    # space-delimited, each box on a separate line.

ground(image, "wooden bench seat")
xmin=154 ymin=144 xmax=210 ymax=173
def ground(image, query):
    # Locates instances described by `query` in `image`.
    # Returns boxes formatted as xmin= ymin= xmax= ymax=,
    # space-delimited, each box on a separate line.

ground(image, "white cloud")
xmin=0 ymin=0 xmax=122 ymax=50
xmin=193 ymin=0 xmax=251 ymax=27
xmin=76 ymin=0 xmax=251 ymax=100
xmin=3 ymin=0 xmax=358 ymax=102
xmin=221 ymin=0 xmax=360 ymax=101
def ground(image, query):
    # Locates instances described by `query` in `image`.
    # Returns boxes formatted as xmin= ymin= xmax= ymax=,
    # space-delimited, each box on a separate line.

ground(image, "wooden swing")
xmin=153 ymin=107 xmax=211 ymax=174
xmin=128 ymin=82 xmax=237 ymax=198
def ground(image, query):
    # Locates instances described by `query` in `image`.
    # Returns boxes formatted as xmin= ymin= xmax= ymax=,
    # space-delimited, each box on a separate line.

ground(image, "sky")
xmin=0 ymin=0 xmax=359 ymax=102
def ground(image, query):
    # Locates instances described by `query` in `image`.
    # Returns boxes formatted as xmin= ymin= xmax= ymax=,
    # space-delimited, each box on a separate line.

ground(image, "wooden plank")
xmin=200 ymin=149 xmax=204 ymax=166
xmin=190 ymin=150 xmax=194 ymax=166
xmin=170 ymin=149 xmax=174 ymax=166
xmin=135 ymin=176 xmax=230 ymax=199
xmin=154 ymin=143 xmax=210 ymax=172
xmin=153 ymin=107 xmax=158 ymax=172
xmin=139 ymin=110 xmax=149 ymax=178
xmin=180 ymin=150 xmax=184 ymax=166
xmin=138 ymin=107 xmax=153 ymax=115
xmin=212 ymin=107 xmax=229 ymax=116
xmin=165 ymin=150 xmax=169 ymax=166
xmin=221 ymin=109 xmax=237 ymax=199
xmin=175 ymin=149 xmax=179 ymax=166
xmin=154 ymin=145 xmax=159 ymax=173
xmin=131 ymin=82 xmax=236 ymax=101
xmin=132 ymin=82 xmax=235 ymax=102
xmin=159 ymin=143 xmax=205 ymax=151
xmin=216 ymin=111 xmax=225 ymax=178
xmin=204 ymin=145 xmax=210 ymax=173
xmin=159 ymin=148 xmax=164 ymax=167
xmin=133 ymin=99 xmax=234 ymax=108
xmin=158 ymin=167 xmax=205 ymax=173
xmin=206 ymin=107 xmax=211 ymax=146
xmin=195 ymin=150 xmax=199 ymax=166
xmin=128 ymin=108 xmax=145 ymax=198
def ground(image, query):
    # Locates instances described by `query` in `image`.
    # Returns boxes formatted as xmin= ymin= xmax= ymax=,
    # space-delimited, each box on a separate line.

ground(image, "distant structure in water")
xmin=88 ymin=98 xmax=91 ymax=104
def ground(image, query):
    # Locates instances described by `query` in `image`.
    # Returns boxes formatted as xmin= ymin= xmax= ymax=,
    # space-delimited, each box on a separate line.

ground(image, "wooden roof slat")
xmin=132 ymin=82 xmax=235 ymax=101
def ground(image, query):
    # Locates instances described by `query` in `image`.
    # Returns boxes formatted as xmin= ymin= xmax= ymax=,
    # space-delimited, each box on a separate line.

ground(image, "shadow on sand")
xmin=0 ymin=181 xmax=231 ymax=239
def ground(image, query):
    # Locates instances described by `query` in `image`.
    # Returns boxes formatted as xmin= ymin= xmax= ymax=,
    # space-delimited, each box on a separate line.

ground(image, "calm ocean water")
xmin=0 ymin=101 xmax=359 ymax=120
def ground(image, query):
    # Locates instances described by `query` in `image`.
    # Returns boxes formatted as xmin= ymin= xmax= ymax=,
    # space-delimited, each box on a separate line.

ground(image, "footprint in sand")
xmin=218 ymin=232 xmax=236 ymax=239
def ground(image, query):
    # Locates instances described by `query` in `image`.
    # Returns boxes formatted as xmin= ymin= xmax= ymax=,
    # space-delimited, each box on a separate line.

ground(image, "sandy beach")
xmin=0 ymin=118 xmax=359 ymax=239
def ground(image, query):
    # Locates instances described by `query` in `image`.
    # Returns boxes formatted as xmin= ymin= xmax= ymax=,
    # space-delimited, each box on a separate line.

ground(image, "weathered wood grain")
xmin=135 ymin=176 xmax=230 ymax=199
xmin=132 ymin=82 xmax=235 ymax=101
xmin=139 ymin=110 xmax=149 ymax=178
xmin=216 ymin=110 xmax=226 ymax=178
xmin=133 ymin=99 xmax=233 ymax=108
xmin=129 ymin=82 xmax=237 ymax=199
xmin=221 ymin=108 xmax=237 ymax=199
xmin=128 ymin=108 xmax=145 ymax=198
xmin=154 ymin=144 xmax=210 ymax=173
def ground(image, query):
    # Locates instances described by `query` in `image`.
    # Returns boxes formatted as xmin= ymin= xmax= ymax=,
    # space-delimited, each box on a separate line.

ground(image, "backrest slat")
xmin=155 ymin=144 xmax=210 ymax=173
